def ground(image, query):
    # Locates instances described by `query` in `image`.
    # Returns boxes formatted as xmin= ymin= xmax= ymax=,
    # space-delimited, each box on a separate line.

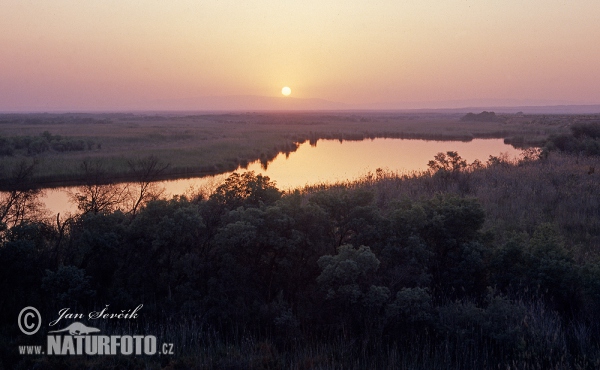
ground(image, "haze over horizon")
xmin=2 ymin=1 xmax=599 ymax=112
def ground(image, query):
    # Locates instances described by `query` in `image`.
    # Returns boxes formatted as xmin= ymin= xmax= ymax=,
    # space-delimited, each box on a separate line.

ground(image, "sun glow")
xmin=281 ymin=86 xmax=291 ymax=96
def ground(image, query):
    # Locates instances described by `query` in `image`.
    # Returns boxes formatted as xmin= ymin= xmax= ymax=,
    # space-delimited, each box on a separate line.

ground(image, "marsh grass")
xmin=299 ymin=152 xmax=600 ymax=255
xmin=22 ymin=307 xmax=599 ymax=370
xmin=0 ymin=112 xmax=574 ymax=188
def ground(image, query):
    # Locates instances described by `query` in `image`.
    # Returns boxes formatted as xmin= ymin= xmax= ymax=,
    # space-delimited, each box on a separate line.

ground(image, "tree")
xmin=316 ymin=244 xmax=389 ymax=343
xmin=69 ymin=159 xmax=127 ymax=215
xmin=0 ymin=160 xmax=45 ymax=233
xmin=317 ymin=244 xmax=381 ymax=304
xmin=420 ymin=195 xmax=488 ymax=296
xmin=309 ymin=188 xmax=380 ymax=252
xmin=427 ymin=151 xmax=467 ymax=173
xmin=123 ymin=198 xmax=207 ymax=307
xmin=209 ymin=171 xmax=281 ymax=210
xmin=126 ymin=155 xmax=169 ymax=215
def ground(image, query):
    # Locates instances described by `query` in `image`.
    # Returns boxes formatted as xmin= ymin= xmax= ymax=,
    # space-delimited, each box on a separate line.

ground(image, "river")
xmin=38 ymin=138 xmax=522 ymax=216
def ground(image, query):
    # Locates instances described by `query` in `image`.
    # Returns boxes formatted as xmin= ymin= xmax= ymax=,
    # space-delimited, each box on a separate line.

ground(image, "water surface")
xmin=40 ymin=138 xmax=522 ymax=216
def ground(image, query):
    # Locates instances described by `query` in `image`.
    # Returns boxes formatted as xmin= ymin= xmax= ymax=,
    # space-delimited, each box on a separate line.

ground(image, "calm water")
xmin=40 ymin=138 xmax=522 ymax=216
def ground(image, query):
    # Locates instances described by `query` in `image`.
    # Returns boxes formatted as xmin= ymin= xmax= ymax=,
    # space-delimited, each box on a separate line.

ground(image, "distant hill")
xmin=351 ymin=97 xmax=600 ymax=113
xmin=145 ymin=98 xmax=600 ymax=114
xmin=3 ymin=94 xmax=600 ymax=114
xmin=348 ymin=105 xmax=599 ymax=115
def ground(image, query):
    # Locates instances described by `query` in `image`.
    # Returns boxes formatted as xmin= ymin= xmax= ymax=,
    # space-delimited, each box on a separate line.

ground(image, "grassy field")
xmin=0 ymin=111 xmax=581 ymax=188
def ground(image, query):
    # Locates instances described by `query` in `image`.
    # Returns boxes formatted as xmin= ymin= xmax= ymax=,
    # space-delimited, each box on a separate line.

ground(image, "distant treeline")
xmin=1 ymin=149 xmax=600 ymax=368
xmin=461 ymin=111 xmax=505 ymax=123
xmin=0 ymin=131 xmax=98 ymax=156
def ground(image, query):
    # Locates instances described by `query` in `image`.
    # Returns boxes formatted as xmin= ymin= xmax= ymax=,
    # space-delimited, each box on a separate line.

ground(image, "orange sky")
xmin=1 ymin=1 xmax=599 ymax=111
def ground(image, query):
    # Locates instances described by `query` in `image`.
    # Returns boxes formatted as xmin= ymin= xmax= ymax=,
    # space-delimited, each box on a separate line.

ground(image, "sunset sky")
xmin=1 ymin=1 xmax=599 ymax=111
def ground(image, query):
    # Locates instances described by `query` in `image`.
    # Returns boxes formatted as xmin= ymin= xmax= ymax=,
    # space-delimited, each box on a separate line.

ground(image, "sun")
xmin=281 ymin=86 xmax=291 ymax=96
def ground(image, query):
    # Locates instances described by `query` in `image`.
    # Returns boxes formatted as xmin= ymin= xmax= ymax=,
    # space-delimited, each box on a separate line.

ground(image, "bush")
xmin=209 ymin=171 xmax=281 ymax=210
xmin=545 ymin=123 xmax=600 ymax=156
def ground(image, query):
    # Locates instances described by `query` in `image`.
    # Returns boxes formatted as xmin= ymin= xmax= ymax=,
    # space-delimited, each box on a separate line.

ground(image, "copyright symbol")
xmin=18 ymin=306 xmax=41 ymax=335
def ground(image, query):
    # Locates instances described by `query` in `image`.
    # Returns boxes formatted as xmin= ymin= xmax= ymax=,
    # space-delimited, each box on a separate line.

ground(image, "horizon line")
xmin=2 ymin=103 xmax=600 ymax=115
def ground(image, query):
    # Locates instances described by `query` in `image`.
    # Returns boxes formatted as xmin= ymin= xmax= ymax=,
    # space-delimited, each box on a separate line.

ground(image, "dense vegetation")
xmin=544 ymin=121 xmax=600 ymax=157
xmin=1 ymin=147 xmax=599 ymax=369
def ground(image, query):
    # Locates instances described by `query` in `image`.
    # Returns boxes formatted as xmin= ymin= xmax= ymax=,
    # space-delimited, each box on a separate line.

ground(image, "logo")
xmin=18 ymin=306 xmax=41 ymax=335
xmin=48 ymin=322 xmax=100 ymax=335
xmin=47 ymin=321 xmax=157 ymax=355
xmin=17 ymin=305 xmax=174 ymax=356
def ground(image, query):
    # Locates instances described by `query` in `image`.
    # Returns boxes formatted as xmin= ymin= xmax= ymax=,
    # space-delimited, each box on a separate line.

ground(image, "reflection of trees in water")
xmin=258 ymin=141 xmax=301 ymax=170
xmin=260 ymin=158 xmax=269 ymax=170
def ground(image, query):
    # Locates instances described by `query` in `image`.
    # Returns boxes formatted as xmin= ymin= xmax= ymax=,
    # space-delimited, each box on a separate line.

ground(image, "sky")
xmin=1 ymin=0 xmax=599 ymax=111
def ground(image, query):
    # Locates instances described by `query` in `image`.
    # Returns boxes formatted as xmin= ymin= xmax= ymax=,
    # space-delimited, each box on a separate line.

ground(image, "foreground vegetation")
xmin=0 ymin=111 xmax=584 ymax=188
xmin=1 ymin=144 xmax=599 ymax=368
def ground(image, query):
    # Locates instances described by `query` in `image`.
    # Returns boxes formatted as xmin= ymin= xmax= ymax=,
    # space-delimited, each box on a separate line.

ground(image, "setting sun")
xmin=281 ymin=87 xmax=291 ymax=96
